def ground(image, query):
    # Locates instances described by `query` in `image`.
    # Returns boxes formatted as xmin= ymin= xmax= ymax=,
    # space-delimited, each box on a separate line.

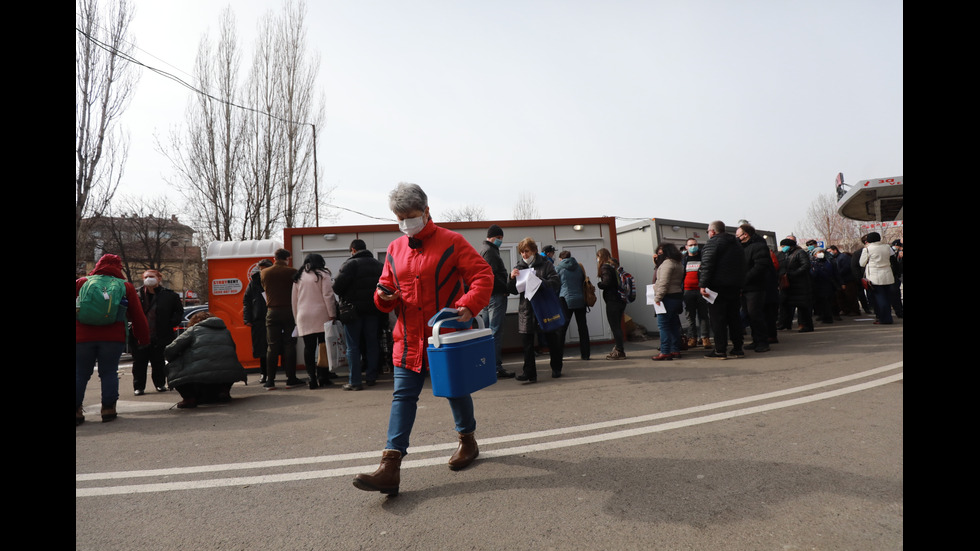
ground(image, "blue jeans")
xmin=656 ymin=296 xmax=684 ymax=354
xmin=871 ymin=285 xmax=893 ymax=323
xmin=344 ymin=314 xmax=380 ymax=386
xmin=76 ymin=341 xmax=125 ymax=408
xmin=385 ymin=366 xmax=475 ymax=456
xmin=481 ymin=293 xmax=507 ymax=369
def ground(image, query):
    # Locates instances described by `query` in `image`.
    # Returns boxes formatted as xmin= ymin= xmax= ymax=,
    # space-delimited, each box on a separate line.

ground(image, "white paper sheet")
xmin=515 ymin=268 xmax=542 ymax=299
xmin=701 ymin=288 xmax=718 ymax=304
xmin=646 ymin=284 xmax=666 ymax=313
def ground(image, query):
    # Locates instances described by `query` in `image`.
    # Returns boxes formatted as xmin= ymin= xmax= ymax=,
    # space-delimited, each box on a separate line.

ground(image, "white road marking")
xmin=77 ymin=362 xmax=902 ymax=497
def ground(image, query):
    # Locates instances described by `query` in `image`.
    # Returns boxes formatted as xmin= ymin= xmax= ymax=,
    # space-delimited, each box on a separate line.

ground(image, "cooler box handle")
xmin=430 ymin=315 xmax=485 ymax=348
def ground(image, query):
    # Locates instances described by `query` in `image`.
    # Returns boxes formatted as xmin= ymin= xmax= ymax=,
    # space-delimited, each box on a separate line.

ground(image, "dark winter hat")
xmin=487 ymin=224 xmax=504 ymax=238
xmin=891 ymin=239 xmax=902 ymax=247
xmin=542 ymin=245 xmax=556 ymax=254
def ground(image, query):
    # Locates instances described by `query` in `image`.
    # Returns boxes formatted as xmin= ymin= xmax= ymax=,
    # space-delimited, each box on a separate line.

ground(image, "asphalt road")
xmin=76 ymin=315 xmax=903 ymax=551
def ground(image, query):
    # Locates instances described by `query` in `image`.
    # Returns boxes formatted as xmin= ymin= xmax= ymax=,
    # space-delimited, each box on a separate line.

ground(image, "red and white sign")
xmin=211 ymin=278 xmax=244 ymax=296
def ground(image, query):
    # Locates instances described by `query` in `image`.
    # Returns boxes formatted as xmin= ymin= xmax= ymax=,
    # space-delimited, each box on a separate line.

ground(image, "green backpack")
xmin=76 ymin=274 xmax=127 ymax=325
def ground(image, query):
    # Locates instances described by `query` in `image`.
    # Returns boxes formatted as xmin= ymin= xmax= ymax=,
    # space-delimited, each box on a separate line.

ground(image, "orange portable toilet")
xmin=205 ymin=240 xmax=283 ymax=370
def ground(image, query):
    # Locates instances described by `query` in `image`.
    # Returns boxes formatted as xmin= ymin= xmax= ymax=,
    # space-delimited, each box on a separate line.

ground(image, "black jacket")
xmin=783 ymin=246 xmax=813 ymax=299
xmin=481 ymin=240 xmax=509 ymax=296
xmin=165 ymin=317 xmax=247 ymax=388
xmin=741 ymin=234 xmax=775 ymax=292
xmin=242 ymin=271 xmax=267 ymax=357
xmin=332 ymin=250 xmax=383 ymax=316
xmin=133 ymin=285 xmax=184 ymax=346
xmin=507 ymin=253 xmax=561 ymax=334
xmin=698 ymin=232 xmax=746 ymax=291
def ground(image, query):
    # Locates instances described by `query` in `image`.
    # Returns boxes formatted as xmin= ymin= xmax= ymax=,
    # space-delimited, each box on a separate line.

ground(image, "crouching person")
xmin=165 ymin=311 xmax=247 ymax=409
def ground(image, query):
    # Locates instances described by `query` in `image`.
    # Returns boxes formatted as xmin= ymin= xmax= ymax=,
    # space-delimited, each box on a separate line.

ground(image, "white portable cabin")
xmin=616 ymin=218 xmax=776 ymax=335
xmin=284 ymin=217 xmax=620 ymax=354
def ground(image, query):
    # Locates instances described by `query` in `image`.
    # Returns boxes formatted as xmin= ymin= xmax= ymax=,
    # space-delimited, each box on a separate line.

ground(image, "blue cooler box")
xmin=427 ymin=317 xmax=497 ymax=398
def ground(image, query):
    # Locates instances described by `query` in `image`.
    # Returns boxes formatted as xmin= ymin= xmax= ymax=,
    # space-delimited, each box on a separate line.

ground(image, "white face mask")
xmin=143 ymin=277 xmax=159 ymax=287
xmin=398 ymin=214 xmax=426 ymax=236
xmin=522 ymin=252 xmax=535 ymax=263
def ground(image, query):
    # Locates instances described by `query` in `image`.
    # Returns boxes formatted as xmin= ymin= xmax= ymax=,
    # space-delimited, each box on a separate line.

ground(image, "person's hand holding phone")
xmin=377 ymin=283 xmax=399 ymax=301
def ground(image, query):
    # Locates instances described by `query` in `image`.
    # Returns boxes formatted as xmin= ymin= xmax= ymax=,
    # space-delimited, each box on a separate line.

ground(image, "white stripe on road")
xmin=77 ymin=363 xmax=902 ymax=497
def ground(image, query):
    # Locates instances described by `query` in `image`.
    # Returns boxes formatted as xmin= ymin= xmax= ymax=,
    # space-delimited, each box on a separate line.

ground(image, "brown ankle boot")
xmin=448 ymin=431 xmax=479 ymax=471
xmin=101 ymin=403 xmax=117 ymax=423
xmin=353 ymin=450 xmax=402 ymax=496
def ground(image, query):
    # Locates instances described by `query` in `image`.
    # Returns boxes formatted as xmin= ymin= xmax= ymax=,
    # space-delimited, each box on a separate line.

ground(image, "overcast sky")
xmin=114 ymin=0 xmax=903 ymax=239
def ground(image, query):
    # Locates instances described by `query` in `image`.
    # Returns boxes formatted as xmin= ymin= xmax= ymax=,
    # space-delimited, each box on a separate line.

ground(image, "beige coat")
xmin=859 ymin=243 xmax=895 ymax=286
xmin=653 ymin=258 xmax=684 ymax=303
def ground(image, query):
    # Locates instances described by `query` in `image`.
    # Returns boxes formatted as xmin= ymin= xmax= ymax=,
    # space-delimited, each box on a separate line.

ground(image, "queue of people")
xmin=77 ymin=196 xmax=901 ymax=497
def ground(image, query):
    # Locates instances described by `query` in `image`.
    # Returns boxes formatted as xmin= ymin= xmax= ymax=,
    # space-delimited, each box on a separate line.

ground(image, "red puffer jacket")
xmin=374 ymin=221 xmax=493 ymax=373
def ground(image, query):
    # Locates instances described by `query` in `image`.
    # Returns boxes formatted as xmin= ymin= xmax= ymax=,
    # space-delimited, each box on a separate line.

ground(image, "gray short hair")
xmin=709 ymin=220 xmax=726 ymax=234
xmin=389 ymin=182 xmax=428 ymax=216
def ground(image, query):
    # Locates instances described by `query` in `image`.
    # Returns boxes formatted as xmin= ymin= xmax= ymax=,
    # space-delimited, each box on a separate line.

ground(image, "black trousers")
xmin=708 ymin=287 xmax=744 ymax=354
xmin=741 ymin=290 xmax=768 ymax=346
xmin=266 ymin=307 xmax=298 ymax=382
xmin=132 ymin=343 xmax=167 ymax=391
xmin=522 ymin=330 xmax=562 ymax=380
xmin=559 ymin=298 xmax=591 ymax=359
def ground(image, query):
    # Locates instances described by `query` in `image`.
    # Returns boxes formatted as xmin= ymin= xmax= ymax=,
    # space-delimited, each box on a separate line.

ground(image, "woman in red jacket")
xmin=353 ymin=183 xmax=493 ymax=497
xmin=76 ymin=254 xmax=150 ymax=425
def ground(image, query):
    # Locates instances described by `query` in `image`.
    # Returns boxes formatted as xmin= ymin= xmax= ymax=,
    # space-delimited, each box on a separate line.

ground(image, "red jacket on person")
xmin=76 ymin=254 xmax=151 ymax=346
xmin=374 ymin=220 xmax=493 ymax=374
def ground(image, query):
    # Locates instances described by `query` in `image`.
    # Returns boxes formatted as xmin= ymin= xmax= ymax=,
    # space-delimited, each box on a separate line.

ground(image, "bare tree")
xmin=160 ymin=6 xmax=246 ymax=243
xmin=240 ymin=11 xmax=284 ymax=239
xmin=512 ymin=192 xmax=540 ymax=220
xmin=442 ymin=204 xmax=486 ymax=222
xmin=88 ymin=196 xmax=193 ymax=282
xmin=76 ymin=0 xmax=139 ymax=269
xmin=795 ymin=193 xmax=873 ymax=252
xmin=274 ymin=0 xmax=326 ymax=228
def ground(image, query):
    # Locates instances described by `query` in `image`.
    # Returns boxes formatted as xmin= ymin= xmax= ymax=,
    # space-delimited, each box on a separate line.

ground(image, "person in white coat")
xmin=858 ymin=232 xmax=896 ymax=324
xmin=292 ymin=253 xmax=337 ymax=388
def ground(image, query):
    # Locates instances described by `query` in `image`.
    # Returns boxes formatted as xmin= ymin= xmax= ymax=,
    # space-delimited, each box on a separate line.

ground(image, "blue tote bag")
xmin=529 ymin=283 xmax=565 ymax=332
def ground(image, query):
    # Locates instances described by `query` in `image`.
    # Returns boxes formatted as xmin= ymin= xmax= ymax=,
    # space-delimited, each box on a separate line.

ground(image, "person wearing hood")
xmin=243 ymin=259 xmax=274 ymax=384
xmin=508 ymin=237 xmax=564 ymax=382
xmin=130 ymin=269 xmax=184 ymax=395
xmin=165 ymin=311 xmax=248 ymax=408
xmin=76 ymin=254 xmax=151 ymax=425
xmin=555 ymin=250 xmax=591 ymax=360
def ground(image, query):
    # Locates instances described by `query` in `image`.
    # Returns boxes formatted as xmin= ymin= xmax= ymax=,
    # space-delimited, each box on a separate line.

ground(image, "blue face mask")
xmin=781 ymin=246 xmax=790 ymax=253
xmin=687 ymin=246 xmax=698 ymax=254
xmin=807 ymin=245 xmax=815 ymax=251
xmin=493 ymin=238 xmax=502 ymax=247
